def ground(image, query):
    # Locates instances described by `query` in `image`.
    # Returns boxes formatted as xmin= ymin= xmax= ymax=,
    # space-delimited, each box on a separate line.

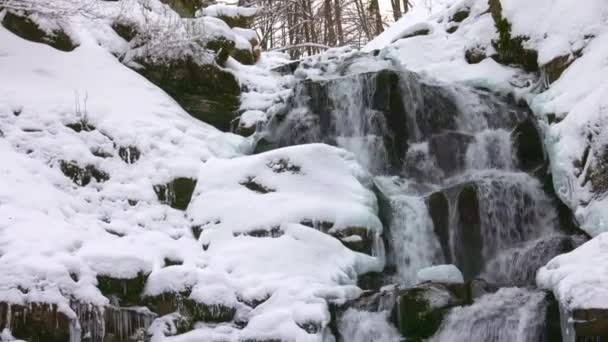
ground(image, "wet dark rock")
xmin=60 ymin=160 xmax=109 ymax=186
xmin=231 ymin=47 xmax=255 ymax=65
xmin=1 ymin=11 xmax=76 ymax=51
xmin=399 ymin=28 xmax=430 ymax=40
xmin=357 ymin=272 xmax=388 ymax=291
xmin=191 ymin=225 xmax=203 ymax=240
xmin=446 ymin=25 xmax=459 ymax=34
xmin=427 ymin=191 xmax=451 ymax=263
xmin=0 ymin=302 xmax=71 ymax=342
xmin=271 ymin=61 xmax=301 ymax=75
xmin=134 ymin=57 xmax=239 ymax=131
xmin=234 ymin=226 xmax=284 ymax=238
xmin=97 ymin=272 xmax=149 ymax=306
xmin=118 ymin=146 xmax=141 ymax=164
xmin=512 ymin=117 xmax=545 ymax=171
xmin=572 ymin=308 xmax=608 ymax=338
xmin=153 ymin=177 xmax=198 ymax=211
xmin=454 ymin=184 xmax=484 ymax=280
xmin=331 ymin=226 xmax=374 ymax=254
xmin=103 ymin=305 xmax=157 ymax=342
xmin=164 ymin=258 xmax=183 ymax=267
xmin=391 ymin=282 xmax=467 ymax=339
xmin=428 ymin=131 xmax=474 ymax=176
xmin=185 ymin=300 xmax=236 ymax=323
xmin=586 ymin=148 xmax=608 ymax=196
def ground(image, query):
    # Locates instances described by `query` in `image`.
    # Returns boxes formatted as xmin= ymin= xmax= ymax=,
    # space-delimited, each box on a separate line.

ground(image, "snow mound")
xmin=537 ymin=232 xmax=608 ymax=310
xmin=416 ymin=265 xmax=465 ymax=284
xmin=202 ymin=4 xmax=258 ymax=18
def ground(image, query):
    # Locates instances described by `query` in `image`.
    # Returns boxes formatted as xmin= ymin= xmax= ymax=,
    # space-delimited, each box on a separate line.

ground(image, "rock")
xmin=66 ymin=120 xmax=95 ymax=133
xmin=331 ymin=226 xmax=374 ymax=255
xmin=97 ymin=272 xmax=149 ymax=306
xmin=240 ymin=177 xmax=275 ymax=193
xmin=400 ymin=28 xmax=430 ymax=39
xmin=160 ymin=0 xmax=205 ymax=18
xmin=450 ymin=8 xmax=470 ymax=23
xmin=231 ymin=47 xmax=255 ymax=65
xmin=465 ymin=46 xmax=487 ymax=64
xmin=428 ymin=131 xmax=474 ymax=176
xmin=59 ymin=160 xmax=109 ymax=186
xmin=135 ymin=57 xmax=240 ymax=131
xmin=416 ymin=265 xmax=464 ymax=285
xmin=0 ymin=302 xmax=71 ymax=342
xmin=271 ymin=61 xmax=301 ymax=75
xmin=572 ymin=308 xmax=608 ymax=337
xmin=1 ymin=11 xmax=76 ymax=52
xmin=427 ymin=191 xmax=451 ymax=263
xmin=103 ymin=305 xmax=157 ymax=342
xmin=454 ymin=184 xmax=483 ymax=280
xmin=145 ymin=292 xmax=235 ymax=324
xmin=118 ymin=146 xmax=141 ymax=164
xmin=391 ymin=282 xmax=467 ymax=339
xmin=112 ymin=21 xmax=138 ymax=42
xmin=217 ymin=15 xmax=253 ymax=29
xmin=206 ymin=36 xmax=236 ymax=65
xmin=542 ymin=54 xmax=574 ymax=84
xmin=489 ymin=0 xmax=539 ymax=72
xmin=512 ymin=117 xmax=545 ymax=172
xmin=153 ymin=177 xmax=198 ymax=211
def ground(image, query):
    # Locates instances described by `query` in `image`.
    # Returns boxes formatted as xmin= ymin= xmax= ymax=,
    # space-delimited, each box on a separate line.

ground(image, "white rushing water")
xmin=337 ymin=309 xmax=402 ymax=342
xmin=431 ymin=288 xmax=548 ymax=342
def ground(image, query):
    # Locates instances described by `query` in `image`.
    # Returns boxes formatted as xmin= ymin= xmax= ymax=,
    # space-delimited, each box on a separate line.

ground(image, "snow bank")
xmin=202 ymin=4 xmax=258 ymax=19
xmin=537 ymin=233 xmax=608 ymax=310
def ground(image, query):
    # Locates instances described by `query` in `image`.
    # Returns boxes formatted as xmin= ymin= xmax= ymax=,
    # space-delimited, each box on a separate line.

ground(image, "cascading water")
xmin=260 ymin=50 xmax=583 ymax=341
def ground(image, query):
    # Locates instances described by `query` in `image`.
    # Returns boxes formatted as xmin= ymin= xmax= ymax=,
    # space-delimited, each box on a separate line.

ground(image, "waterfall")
xmin=261 ymin=51 xmax=581 ymax=341
xmin=337 ymin=309 xmax=402 ymax=342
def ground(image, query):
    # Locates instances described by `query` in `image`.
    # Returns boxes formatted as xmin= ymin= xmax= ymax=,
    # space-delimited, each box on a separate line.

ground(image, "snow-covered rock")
xmin=416 ymin=265 xmax=465 ymax=284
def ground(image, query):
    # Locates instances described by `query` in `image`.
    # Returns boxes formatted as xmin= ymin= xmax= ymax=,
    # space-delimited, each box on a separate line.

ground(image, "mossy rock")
xmin=489 ymin=0 xmax=538 ymax=72
xmin=184 ymin=299 xmax=236 ymax=323
xmin=103 ymin=305 xmax=156 ymax=342
xmin=153 ymin=177 xmax=198 ymax=211
xmin=160 ymin=0 xmax=204 ymax=18
xmin=135 ymin=57 xmax=240 ymax=131
xmin=1 ymin=11 xmax=76 ymax=51
xmin=217 ymin=15 xmax=252 ymax=29
xmin=60 ymin=160 xmax=109 ymax=186
xmin=97 ymin=273 xmax=149 ymax=306
xmin=454 ymin=184 xmax=483 ymax=280
xmin=112 ymin=21 xmax=138 ymax=42
xmin=391 ymin=283 xmax=467 ymax=339
xmin=465 ymin=47 xmax=487 ymax=64
xmin=206 ymin=37 xmax=236 ymax=65
xmin=450 ymin=9 xmax=470 ymax=23
xmin=331 ymin=227 xmax=373 ymax=254
xmin=0 ymin=302 xmax=71 ymax=342
xmin=232 ymin=47 xmax=255 ymax=65
xmin=399 ymin=28 xmax=430 ymax=40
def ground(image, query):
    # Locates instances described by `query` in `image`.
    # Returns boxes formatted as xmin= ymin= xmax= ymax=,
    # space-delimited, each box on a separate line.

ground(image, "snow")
xmin=0 ymin=1 xmax=385 ymax=340
xmin=537 ymin=232 xmax=608 ymax=310
xmin=201 ymin=4 xmax=258 ymax=18
xmin=416 ymin=265 xmax=465 ymax=284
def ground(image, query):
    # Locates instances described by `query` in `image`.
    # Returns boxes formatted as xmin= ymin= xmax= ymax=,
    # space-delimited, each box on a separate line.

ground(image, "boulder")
xmin=0 ymin=302 xmax=71 ymax=342
xmin=160 ymin=0 xmax=205 ymax=18
xmin=97 ymin=272 xmax=149 ymax=306
xmin=1 ymin=11 xmax=76 ymax=52
xmin=135 ymin=57 xmax=240 ymax=131
xmin=391 ymin=282 xmax=467 ymax=339
xmin=153 ymin=177 xmax=198 ymax=211
xmin=59 ymin=160 xmax=109 ymax=186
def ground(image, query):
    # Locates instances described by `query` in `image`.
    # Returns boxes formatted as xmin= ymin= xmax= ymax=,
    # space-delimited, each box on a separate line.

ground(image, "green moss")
xmin=400 ymin=28 xmax=430 ymax=39
xmin=97 ymin=272 xmax=149 ymax=306
xmin=489 ymin=0 xmax=538 ymax=72
xmin=135 ymin=57 xmax=240 ymax=131
xmin=231 ymin=47 xmax=255 ymax=65
xmin=206 ymin=37 xmax=236 ymax=65
xmin=184 ymin=299 xmax=236 ymax=323
xmin=1 ymin=11 xmax=76 ymax=52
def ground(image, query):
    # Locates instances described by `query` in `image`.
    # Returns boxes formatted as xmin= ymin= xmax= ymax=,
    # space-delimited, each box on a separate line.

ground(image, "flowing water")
xmin=260 ymin=52 xmax=580 ymax=341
